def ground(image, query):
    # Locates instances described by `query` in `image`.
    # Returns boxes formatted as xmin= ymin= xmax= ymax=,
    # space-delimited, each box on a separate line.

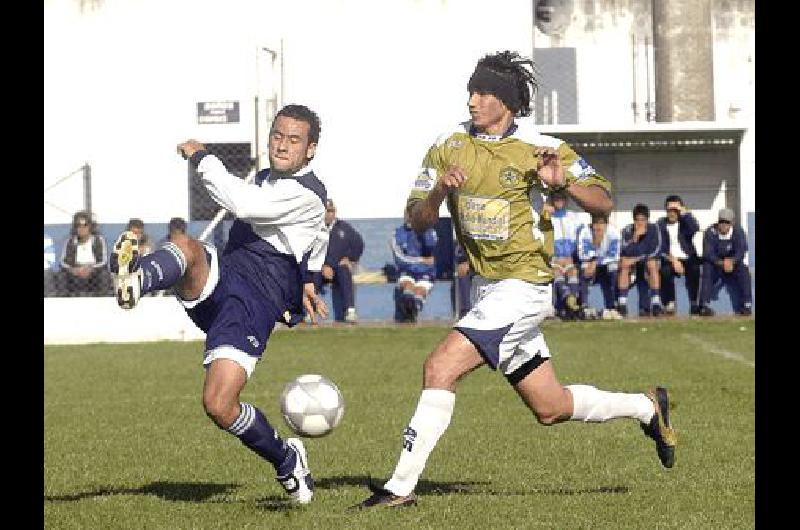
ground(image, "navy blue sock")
xmin=567 ymin=276 xmax=579 ymax=298
xmin=140 ymin=242 xmax=187 ymax=294
xmin=336 ymin=264 xmax=355 ymax=308
xmin=617 ymin=286 xmax=629 ymax=306
xmin=227 ymin=402 xmax=295 ymax=475
xmin=554 ymin=277 xmax=567 ymax=302
xmin=579 ymin=276 xmax=590 ymax=307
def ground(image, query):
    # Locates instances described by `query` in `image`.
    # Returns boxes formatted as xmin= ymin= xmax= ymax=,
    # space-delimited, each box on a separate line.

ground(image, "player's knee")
xmin=202 ymin=393 xmax=238 ymax=429
xmin=423 ymin=355 xmax=458 ymax=390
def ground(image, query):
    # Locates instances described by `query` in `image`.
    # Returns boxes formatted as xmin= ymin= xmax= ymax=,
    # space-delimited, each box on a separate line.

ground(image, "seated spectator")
xmin=453 ymin=241 xmax=472 ymax=319
xmin=576 ymin=213 xmax=621 ymax=319
xmin=657 ymin=195 xmax=701 ymax=315
xmin=547 ymin=190 xmax=584 ymax=319
xmin=617 ymin=204 xmax=664 ymax=317
xmin=155 ymin=217 xmax=189 ymax=249
xmin=313 ymin=199 xmax=364 ymax=323
xmin=390 ymin=211 xmax=438 ymax=323
xmin=152 ymin=217 xmax=188 ymax=296
xmin=126 ymin=218 xmax=153 ymax=256
xmin=59 ymin=211 xmax=110 ymax=296
xmin=697 ymin=208 xmax=753 ymax=316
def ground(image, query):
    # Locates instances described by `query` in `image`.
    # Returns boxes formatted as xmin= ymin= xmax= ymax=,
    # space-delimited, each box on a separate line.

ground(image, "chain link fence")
xmin=44 ymin=144 xmax=255 ymax=298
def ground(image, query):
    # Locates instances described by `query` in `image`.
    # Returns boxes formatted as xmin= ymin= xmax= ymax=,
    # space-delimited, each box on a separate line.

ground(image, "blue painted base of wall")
xmin=319 ymin=275 xmax=755 ymax=323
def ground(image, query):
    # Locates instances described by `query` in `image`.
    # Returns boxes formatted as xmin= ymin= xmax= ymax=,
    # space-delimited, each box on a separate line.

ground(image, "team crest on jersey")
xmin=448 ymin=139 xmax=464 ymax=148
xmin=499 ymin=166 xmax=522 ymax=188
xmin=413 ymin=168 xmax=436 ymax=191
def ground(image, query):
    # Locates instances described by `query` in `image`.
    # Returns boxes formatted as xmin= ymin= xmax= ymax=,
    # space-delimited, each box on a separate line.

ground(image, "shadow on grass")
xmin=314 ymin=475 xmax=629 ymax=497
xmin=45 ymin=481 xmax=240 ymax=503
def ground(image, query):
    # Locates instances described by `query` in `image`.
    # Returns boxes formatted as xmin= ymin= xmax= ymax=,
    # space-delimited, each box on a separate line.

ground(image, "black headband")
xmin=467 ymin=67 xmax=522 ymax=113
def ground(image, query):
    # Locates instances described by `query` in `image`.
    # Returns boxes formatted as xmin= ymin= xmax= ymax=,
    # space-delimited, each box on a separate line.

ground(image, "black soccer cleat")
xmin=641 ymin=386 xmax=677 ymax=469
xmin=698 ymin=305 xmax=715 ymax=317
xmin=352 ymin=483 xmax=417 ymax=509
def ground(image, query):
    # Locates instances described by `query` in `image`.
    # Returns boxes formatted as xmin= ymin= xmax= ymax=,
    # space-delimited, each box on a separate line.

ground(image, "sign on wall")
xmin=197 ymin=101 xmax=240 ymax=124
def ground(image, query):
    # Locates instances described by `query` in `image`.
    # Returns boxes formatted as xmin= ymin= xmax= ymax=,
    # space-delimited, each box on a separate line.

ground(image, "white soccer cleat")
xmin=276 ymin=438 xmax=314 ymax=504
xmin=110 ymin=231 xmax=143 ymax=310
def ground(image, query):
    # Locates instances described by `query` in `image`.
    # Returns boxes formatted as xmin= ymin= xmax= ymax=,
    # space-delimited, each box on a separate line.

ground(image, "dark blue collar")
xmin=469 ymin=121 xmax=517 ymax=141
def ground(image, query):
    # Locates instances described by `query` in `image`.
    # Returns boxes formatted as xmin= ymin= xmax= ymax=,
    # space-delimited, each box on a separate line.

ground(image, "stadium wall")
xmin=44 ymin=0 xmax=753 ymax=226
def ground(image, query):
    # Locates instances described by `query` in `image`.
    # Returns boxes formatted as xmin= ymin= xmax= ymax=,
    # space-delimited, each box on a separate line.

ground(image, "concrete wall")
xmin=44 ymin=297 xmax=206 ymax=345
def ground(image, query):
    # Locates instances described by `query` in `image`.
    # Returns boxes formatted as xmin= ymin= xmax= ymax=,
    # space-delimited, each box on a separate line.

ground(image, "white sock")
xmin=384 ymin=389 xmax=455 ymax=496
xmin=567 ymin=384 xmax=654 ymax=424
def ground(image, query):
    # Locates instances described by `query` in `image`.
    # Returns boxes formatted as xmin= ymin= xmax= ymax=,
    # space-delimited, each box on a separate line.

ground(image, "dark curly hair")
xmin=275 ymin=104 xmax=321 ymax=145
xmin=471 ymin=51 xmax=539 ymax=117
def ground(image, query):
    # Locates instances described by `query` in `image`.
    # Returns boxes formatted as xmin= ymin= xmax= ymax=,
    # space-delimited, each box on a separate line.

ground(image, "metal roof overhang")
xmin=534 ymin=122 xmax=747 ymax=152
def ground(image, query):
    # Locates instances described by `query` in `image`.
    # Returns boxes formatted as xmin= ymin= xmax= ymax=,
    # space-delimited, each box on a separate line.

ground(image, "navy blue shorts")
xmin=184 ymin=258 xmax=280 ymax=359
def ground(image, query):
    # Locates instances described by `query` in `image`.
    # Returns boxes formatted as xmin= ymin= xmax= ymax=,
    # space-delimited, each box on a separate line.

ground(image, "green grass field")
xmin=45 ymin=319 xmax=755 ymax=529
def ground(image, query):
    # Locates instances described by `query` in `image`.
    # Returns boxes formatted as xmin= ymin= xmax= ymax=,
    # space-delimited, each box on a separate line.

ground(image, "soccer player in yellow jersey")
xmin=356 ymin=51 xmax=676 ymax=509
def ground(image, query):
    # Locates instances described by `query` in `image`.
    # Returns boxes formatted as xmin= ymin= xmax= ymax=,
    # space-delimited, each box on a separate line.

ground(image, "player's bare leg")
xmin=165 ymin=233 xmax=210 ymax=301
xmin=512 ymin=360 xmax=676 ymax=467
xmin=203 ymin=358 xmax=314 ymax=504
xmin=356 ymin=331 xmax=484 ymax=508
xmin=615 ymin=256 xmax=637 ymax=316
xmin=645 ymin=257 xmax=664 ymax=316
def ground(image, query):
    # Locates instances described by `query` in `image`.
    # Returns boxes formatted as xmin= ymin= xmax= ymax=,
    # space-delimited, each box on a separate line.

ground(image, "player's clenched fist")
xmin=177 ymin=139 xmax=206 ymax=160
xmin=533 ymin=146 xmax=566 ymax=188
xmin=437 ymin=166 xmax=468 ymax=191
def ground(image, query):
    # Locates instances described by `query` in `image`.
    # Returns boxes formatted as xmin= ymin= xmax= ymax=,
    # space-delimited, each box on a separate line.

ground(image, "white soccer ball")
xmin=280 ymin=374 xmax=345 ymax=438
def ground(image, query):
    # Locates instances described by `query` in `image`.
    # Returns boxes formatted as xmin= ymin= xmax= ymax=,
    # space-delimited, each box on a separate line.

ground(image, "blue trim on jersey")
xmin=255 ymin=168 xmax=327 ymax=207
xmin=468 ymin=121 xmax=518 ymax=140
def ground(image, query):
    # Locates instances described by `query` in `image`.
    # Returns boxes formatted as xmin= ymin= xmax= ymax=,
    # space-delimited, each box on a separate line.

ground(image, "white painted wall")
xmin=44 ymin=296 xmax=207 ymax=344
xmin=44 ymin=0 xmax=754 ymax=224
xmin=44 ymin=0 xmax=535 ymax=224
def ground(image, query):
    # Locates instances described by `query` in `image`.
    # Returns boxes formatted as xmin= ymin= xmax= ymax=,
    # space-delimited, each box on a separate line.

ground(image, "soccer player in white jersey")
xmin=355 ymin=51 xmax=676 ymax=509
xmin=109 ymin=105 xmax=329 ymax=504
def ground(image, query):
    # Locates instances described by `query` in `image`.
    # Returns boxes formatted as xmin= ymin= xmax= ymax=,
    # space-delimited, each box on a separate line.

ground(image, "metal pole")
xmin=644 ymin=35 xmax=652 ymax=122
xmin=83 ymin=163 xmax=92 ymax=214
xmin=280 ymin=38 xmax=285 ymax=109
xmin=632 ymin=33 xmax=639 ymax=123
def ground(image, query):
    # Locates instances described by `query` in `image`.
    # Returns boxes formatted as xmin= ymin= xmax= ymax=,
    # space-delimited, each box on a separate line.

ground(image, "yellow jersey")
xmin=407 ymin=121 xmax=611 ymax=284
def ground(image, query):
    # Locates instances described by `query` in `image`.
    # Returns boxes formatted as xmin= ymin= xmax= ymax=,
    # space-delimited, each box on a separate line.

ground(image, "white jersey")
xmin=577 ymin=223 xmax=621 ymax=267
xmin=196 ymin=154 xmax=329 ymax=272
xmin=552 ymin=209 xmax=585 ymax=257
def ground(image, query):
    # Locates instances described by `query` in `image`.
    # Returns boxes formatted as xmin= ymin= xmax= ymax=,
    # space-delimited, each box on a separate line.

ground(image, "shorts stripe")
xmin=454 ymin=324 xmax=513 ymax=370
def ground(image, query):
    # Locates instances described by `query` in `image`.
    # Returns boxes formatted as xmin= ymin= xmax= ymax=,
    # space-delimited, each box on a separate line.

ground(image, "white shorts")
xmin=454 ymin=276 xmax=554 ymax=376
xmin=203 ymin=345 xmax=259 ymax=379
xmin=398 ymin=274 xmax=433 ymax=294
